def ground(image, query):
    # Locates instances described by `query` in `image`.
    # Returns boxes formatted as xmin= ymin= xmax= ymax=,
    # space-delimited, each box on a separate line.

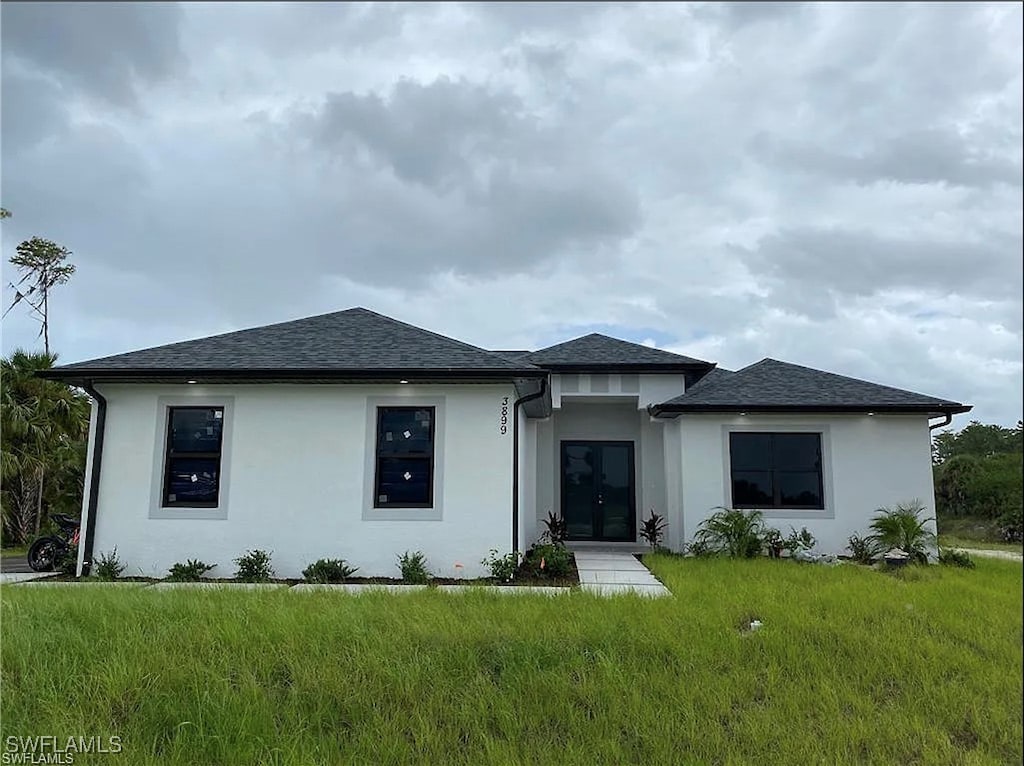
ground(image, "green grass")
xmin=2 ymin=558 xmax=1021 ymax=765
xmin=937 ymin=515 xmax=1023 ymax=553
xmin=938 ymin=534 xmax=1024 ymax=553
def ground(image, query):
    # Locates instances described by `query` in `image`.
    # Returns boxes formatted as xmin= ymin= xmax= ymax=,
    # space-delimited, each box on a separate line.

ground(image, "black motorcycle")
xmin=27 ymin=514 xmax=81 ymax=572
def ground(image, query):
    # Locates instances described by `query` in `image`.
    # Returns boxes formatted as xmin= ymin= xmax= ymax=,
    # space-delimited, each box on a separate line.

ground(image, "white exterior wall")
xmin=677 ymin=413 xmax=938 ymax=553
xmin=88 ymin=383 xmax=516 ymax=579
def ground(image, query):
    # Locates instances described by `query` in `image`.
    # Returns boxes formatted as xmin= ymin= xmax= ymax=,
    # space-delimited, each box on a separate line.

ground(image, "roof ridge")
xmin=348 ymin=308 xmax=539 ymax=371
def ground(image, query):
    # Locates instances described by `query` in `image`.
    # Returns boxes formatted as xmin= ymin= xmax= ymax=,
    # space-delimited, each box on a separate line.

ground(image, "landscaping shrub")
xmin=93 ymin=548 xmax=125 ymax=581
xmin=846 ymin=534 xmax=877 ymax=564
xmin=482 ymin=549 xmax=519 ymax=582
xmin=397 ymin=550 xmax=430 ymax=584
xmin=693 ymin=508 xmax=764 ymax=558
xmin=938 ymin=547 xmax=976 ymax=569
xmin=519 ymin=543 xmax=573 ymax=579
xmin=58 ymin=543 xmax=79 ymax=576
xmin=763 ymin=528 xmax=784 ymax=558
xmin=784 ymin=527 xmax=816 ymax=555
xmin=234 ymin=549 xmax=275 ymax=582
xmin=685 ymin=539 xmax=712 ymax=557
xmin=867 ymin=501 xmax=937 ymax=565
xmin=167 ymin=559 xmax=216 ymax=582
xmin=302 ymin=558 xmax=357 ymax=583
xmin=639 ymin=510 xmax=668 ymax=550
xmin=999 ymin=506 xmax=1023 ymax=543
xmin=539 ymin=511 xmax=568 ymax=546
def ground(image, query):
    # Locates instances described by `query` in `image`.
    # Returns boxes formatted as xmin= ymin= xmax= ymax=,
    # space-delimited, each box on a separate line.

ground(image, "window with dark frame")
xmin=162 ymin=406 xmax=225 ymax=507
xmin=729 ymin=432 xmax=824 ymax=510
xmin=374 ymin=407 xmax=435 ymax=508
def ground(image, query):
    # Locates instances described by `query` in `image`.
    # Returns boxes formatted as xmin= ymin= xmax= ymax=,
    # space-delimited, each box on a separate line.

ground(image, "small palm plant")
xmin=639 ymin=510 xmax=668 ymax=550
xmin=693 ymin=507 xmax=765 ymax=558
xmin=867 ymin=500 xmax=936 ymax=565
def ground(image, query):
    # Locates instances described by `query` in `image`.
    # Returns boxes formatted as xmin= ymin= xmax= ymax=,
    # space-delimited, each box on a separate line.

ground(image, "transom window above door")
xmin=729 ymin=432 xmax=824 ymax=510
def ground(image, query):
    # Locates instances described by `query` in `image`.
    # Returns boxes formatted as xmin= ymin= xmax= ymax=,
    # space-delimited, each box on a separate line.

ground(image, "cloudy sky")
xmin=2 ymin=2 xmax=1021 ymax=425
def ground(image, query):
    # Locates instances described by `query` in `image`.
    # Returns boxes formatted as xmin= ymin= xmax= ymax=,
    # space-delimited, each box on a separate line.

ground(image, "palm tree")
xmin=1 ymin=350 xmax=91 ymax=544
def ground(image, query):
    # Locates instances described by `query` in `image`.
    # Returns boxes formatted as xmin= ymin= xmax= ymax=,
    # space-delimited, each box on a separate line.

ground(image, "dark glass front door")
xmin=561 ymin=441 xmax=636 ymax=541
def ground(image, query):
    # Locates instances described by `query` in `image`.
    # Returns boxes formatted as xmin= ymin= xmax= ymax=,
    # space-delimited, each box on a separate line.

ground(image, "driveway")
xmin=0 ymin=553 xmax=34 ymax=574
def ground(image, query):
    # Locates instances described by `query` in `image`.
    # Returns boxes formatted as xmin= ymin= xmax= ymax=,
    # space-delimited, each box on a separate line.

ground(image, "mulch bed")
xmin=26 ymin=553 xmax=582 ymax=588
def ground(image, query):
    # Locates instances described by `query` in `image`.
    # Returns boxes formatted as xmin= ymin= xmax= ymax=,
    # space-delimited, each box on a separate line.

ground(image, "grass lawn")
xmin=937 ymin=515 xmax=1023 ymax=554
xmin=938 ymin=534 xmax=1024 ymax=554
xmin=2 ymin=557 xmax=1021 ymax=765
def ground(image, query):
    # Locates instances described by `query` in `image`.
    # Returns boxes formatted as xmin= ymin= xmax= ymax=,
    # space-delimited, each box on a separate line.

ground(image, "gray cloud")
xmin=749 ymin=129 xmax=1023 ymax=189
xmin=0 ymin=2 xmax=1020 ymax=425
xmin=1 ymin=1 xmax=184 ymax=107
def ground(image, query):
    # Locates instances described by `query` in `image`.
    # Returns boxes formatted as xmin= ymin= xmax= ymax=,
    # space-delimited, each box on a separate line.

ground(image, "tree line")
xmin=933 ymin=420 xmax=1023 ymax=542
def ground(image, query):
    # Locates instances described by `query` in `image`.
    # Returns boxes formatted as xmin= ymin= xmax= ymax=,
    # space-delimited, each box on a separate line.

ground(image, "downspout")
xmin=80 ymin=383 xmax=107 ymax=576
xmin=512 ymin=377 xmax=548 ymax=553
xmin=928 ymin=412 xmax=953 ymax=431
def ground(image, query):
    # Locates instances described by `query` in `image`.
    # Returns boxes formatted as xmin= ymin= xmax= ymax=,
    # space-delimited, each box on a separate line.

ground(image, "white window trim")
xmin=149 ymin=395 xmax=235 ymax=520
xmin=720 ymin=423 xmax=835 ymax=520
xmin=363 ymin=396 xmax=446 ymax=521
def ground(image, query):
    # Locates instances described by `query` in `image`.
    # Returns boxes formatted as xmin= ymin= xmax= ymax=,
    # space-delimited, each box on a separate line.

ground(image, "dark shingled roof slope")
xmin=44 ymin=308 xmax=544 ymax=381
xmin=521 ymin=333 xmax=712 ymax=370
xmin=654 ymin=358 xmax=970 ymax=415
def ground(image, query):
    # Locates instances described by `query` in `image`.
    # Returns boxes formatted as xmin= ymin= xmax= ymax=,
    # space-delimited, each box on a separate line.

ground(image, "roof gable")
xmin=521 ymin=333 xmax=712 ymax=369
xmin=655 ymin=358 xmax=969 ymax=414
xmin=47 ymin=308 xmax=542 ymax=380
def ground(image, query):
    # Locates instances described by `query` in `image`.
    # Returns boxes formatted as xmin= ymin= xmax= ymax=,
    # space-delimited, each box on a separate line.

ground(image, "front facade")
xmin=45 ymin=308 xmax=970 ymax=578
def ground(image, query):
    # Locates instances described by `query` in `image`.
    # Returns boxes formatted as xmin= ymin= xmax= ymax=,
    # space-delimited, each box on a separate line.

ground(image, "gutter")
xmin=80 ymin=383 xmax=107 ymax=577
xmin=512 ymin=377 xmax=548 ymax=553
xmin=928 ymin=413 xmax=953 ymax=431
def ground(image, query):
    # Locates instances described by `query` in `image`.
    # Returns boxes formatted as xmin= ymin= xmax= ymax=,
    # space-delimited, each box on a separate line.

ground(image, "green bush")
xmin=302 ymin=558 xmax=357 ymax=583
xmin=846 ymin=534 xmax=877 ymax=564
xmin=693 ymin=508 xmax=764 ymax=558
xmin=935 ymin=453 xmax=1022 ymax=520
xmin=938 ymin=548 xmax=975 ymax=569
xmin=234 ymin=549 xmax=275 ymax=582
xmin=867 ymin=501 xmax=936 ymax=565
xmin=763 ymin=528 xmax=785 ymax=558
xmin=685 ymin=539 xmax=712 ymax=557
xmin=482 ymin=549 xmax=519 ymax=582
xmin=58 ymin=543 xmax=79 ymax=576
xmin=167 ymin=559 xmax=216 ymax=582
xmin=784 ymin=527 xmax=816 ymax=555
xmin=93 ymin=548 xmax=125 ymax=581
xmin=520 ymin=543 xmax=573 ymax=579
xmin=397 ymin=551 xmax=430 ymax=584
xmin=999 ymin=506 xmax=1023 ymax=543
xmin=539 ymin=511 xmax=568 ymax=546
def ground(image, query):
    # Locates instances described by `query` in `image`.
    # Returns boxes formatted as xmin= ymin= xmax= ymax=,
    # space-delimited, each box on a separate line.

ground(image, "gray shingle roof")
xmin=521 ymin=333 xmax=712 ymax=369
xmin=654 ymin=358 xmax=970 ymax=414
xmin=45 ymin=308 xmax=544 ymax=381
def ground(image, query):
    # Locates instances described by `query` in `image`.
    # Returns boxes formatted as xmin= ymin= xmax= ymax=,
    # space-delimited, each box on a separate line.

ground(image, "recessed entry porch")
xmin=530 ymin=398 xmax=667 ymax=546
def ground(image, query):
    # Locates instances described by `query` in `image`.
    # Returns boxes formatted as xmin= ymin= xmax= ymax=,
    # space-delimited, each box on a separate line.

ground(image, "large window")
xmin=162 ymin=406 xmax=224 ymax=507
xmin=374 ymin=407 xmax=435 ymax=508
xmin=729 ymin=432 xmax=824 ymax=510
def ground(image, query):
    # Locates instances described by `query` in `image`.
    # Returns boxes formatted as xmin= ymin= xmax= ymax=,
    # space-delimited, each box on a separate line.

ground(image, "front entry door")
xmin=561 ymin=441 xmax=636 ymax=541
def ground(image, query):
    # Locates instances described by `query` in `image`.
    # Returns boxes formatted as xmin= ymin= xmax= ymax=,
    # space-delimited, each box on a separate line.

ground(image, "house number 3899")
xmin=499 ymin=396 xmax=509 ymax=434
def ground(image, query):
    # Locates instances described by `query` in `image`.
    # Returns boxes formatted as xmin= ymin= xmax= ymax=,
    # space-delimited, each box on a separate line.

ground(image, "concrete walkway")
xmin=955 ymin=548 xmax=1023 ymax=562
xmin=574 ymin=551 xmax=671 ymax=597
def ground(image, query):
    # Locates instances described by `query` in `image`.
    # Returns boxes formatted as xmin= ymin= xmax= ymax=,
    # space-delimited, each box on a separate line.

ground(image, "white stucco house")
xmin=43 ymin=308 xmax=970 ymax=578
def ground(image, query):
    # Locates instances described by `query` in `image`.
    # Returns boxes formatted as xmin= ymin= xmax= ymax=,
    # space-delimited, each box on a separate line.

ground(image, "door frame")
xmin=559 ymin=440 xmax=637 ymax=542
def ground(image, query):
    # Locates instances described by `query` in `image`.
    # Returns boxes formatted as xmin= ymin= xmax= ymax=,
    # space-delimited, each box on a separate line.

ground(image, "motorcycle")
xmin=27 ymin=514 xmax=81 ymax=572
